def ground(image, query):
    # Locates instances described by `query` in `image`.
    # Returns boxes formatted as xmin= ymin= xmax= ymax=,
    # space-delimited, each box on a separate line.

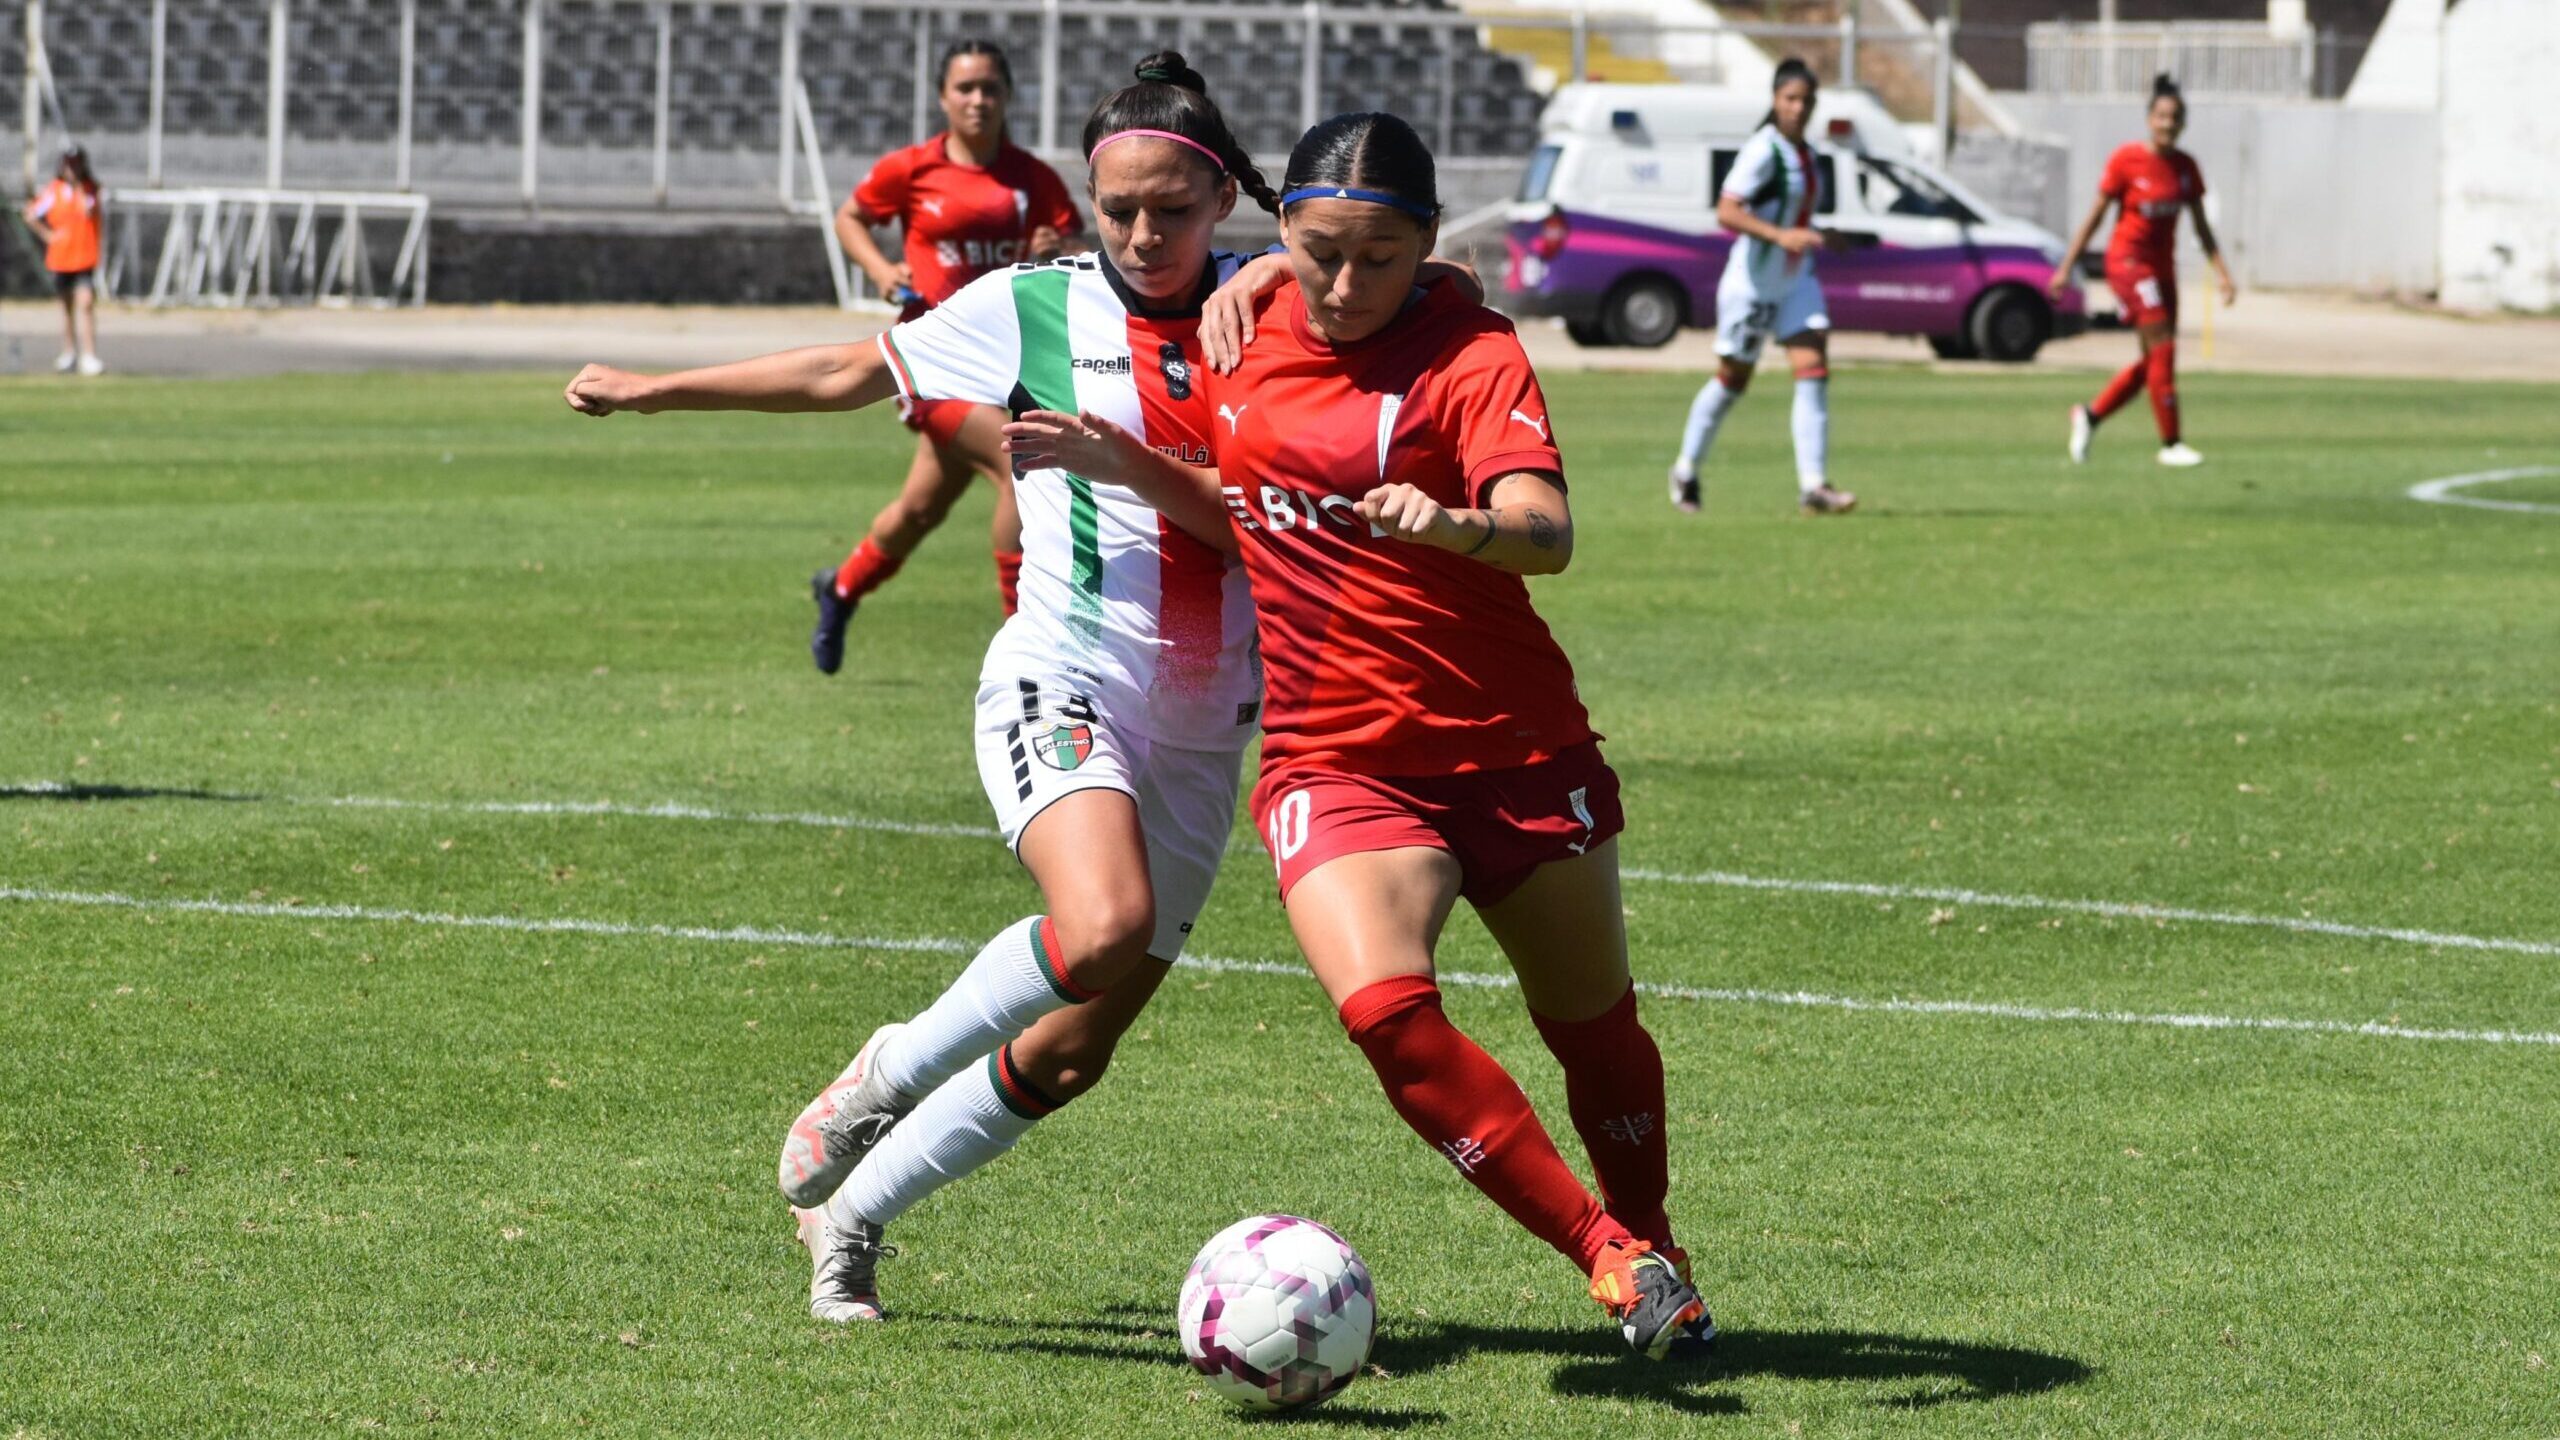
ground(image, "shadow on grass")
xmin=909 ymin=1303 xmax=2088 ymax=1426
xmin=0 ymin=782 xmax=262 ymax=803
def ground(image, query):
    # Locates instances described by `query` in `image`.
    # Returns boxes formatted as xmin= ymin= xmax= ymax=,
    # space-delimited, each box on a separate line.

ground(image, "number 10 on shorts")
xmin=1267 ymin=789 xmax=1312 ymax=871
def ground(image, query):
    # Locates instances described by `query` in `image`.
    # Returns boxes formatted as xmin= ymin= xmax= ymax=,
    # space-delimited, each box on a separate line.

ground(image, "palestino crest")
xmin=1159 ymin=341 xmax=1193 ymax=400
xmin=1033 ymin=721 xmax=1095 ymax=771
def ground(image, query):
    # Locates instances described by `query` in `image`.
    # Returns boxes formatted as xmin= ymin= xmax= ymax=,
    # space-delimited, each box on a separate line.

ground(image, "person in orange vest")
xmin=20 ymin=147 xmax=106 ymax=375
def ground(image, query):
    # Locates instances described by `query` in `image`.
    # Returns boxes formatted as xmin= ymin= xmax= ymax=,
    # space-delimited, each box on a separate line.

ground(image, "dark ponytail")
xmin=1759 ymin=56 xmax=1819 ymax=132
xmin=1081 ymin=49 xmax=1279 ymax=214
xmin=2149 ymin=71 xmax=2186 ymax=120
xmin=1280 ymin=111 xmax=1441 ymax=222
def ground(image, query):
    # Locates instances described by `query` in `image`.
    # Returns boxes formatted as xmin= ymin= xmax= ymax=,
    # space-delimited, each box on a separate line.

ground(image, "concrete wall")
xmin=2437 ymin=0 xmax=2560 ymax=312
xmin=2004 ymin=94 xmax=2437 ymax=293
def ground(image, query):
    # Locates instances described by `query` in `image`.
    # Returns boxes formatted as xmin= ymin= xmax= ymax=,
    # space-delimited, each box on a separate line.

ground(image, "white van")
xmin=1504 ymin=83 xmax=2085 ymax=360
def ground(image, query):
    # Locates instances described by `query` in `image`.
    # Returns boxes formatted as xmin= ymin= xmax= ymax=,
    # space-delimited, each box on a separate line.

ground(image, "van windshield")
xmin=1517 ymin=144 xmax=1563 ymax=203
xmin=1860 ymin=158 xmax=1981 ymax=224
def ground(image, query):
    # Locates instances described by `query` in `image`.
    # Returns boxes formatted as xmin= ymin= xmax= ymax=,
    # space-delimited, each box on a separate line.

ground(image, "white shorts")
xmin=972 ymin=673 xmax=1245 ymax=962
xmin=1714 ymin=271 xmax=1829 ymax=364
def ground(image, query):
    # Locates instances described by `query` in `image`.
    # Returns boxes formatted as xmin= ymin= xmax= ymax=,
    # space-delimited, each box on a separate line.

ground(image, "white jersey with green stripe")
xmin=878 ymin=252 xmax=1260 ymax=752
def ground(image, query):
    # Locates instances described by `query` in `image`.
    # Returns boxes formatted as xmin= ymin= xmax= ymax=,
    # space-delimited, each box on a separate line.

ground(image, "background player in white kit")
xmin=1667 ymin=58 xmax=1858 ymax=517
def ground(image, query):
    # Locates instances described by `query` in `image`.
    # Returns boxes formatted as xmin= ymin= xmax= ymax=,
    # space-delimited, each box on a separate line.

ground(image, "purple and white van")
xmin=1501 ymin=85 xmax=2085 ymax=362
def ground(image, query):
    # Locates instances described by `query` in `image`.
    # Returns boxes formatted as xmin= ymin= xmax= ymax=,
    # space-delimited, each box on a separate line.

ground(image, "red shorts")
xmin=2107 ymin=261 xmax=2177 ymax=329
xmin=898 ymin=396 xmax=979 ymax=449
xmin=1251 ymin=742 xmax=1625 ymax=906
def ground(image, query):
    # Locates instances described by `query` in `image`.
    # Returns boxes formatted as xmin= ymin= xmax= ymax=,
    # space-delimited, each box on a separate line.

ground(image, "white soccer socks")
xmin=870 ymin=915 xmax=1094 ymax=1101
xmin=830 ymin=1043 xmax=1058 ymax=1228
xmin=1675 ymin=377 xmax=1741 ymax=477
xmin=1792 ymin=374 xmax=1830 ymax=494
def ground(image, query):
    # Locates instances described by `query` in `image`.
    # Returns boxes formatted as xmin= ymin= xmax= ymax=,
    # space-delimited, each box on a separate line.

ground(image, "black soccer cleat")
xmin=810 ymin=569 xmax=856 ymax=675
xmin=1590 ymin=1240 xmax=1711 ymax=1362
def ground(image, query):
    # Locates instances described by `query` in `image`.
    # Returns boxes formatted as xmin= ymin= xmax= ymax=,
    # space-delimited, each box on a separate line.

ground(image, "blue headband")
xmin=1280 ymin=185 xmax=1436 ymax=220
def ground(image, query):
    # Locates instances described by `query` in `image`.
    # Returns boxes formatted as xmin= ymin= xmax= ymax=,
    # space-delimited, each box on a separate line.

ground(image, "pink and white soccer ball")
xmin=1178 ymin=1214 xmax=1376 ymax=1411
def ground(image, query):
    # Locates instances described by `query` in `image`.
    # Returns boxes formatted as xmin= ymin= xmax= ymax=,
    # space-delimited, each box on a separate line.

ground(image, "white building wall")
xmin=2437 ymin=0 xmax=2560 ymax=312
xmin=2005 ymin=95 xmax=2438 ymax=294
xmin=2344 ymin=0 xmax=2443 ymax=109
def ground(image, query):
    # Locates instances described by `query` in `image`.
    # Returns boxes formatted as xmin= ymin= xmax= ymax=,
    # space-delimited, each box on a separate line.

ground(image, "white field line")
xmin=1619 ymin=867 xmax=2560 ymax=959
xmin=5 ymin=883 xmax=2556 ymax=1049
xmin=14 ymin=779 xmax=2560 ymax=962
xmin=2405 ymin=465 xmax=2560 ymax=516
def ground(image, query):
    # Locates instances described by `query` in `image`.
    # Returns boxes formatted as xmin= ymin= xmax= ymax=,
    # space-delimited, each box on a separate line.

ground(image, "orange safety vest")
xmin=33 ymin=179 xmax=102 ymax=273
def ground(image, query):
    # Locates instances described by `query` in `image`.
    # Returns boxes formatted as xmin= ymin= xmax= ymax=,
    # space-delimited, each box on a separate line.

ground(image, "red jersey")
xmin=2099 ymin=141 xmax=2205 ymax=275
xmin=852 ymin=135 xmax=1081 ymax=313
xmin=1204 ymin=280 xmax=1590 ymax=781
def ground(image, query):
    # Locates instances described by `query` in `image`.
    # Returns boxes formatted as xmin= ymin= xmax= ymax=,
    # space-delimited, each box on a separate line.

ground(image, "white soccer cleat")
xmin=796 ymin=1205 xmax=891 ymax=1324
xmin=778 ymin=1022 xmax=912 ymax=1208
xmin=2068 ymin=405 xmax=2094 ymax=464
xmin=76 ymin=354 xmax=104 ymax=377
xmin=2157 ymin=443 xmax=2204 ymax=468
xmin=53 ymin=351 xmax=77 ymax=373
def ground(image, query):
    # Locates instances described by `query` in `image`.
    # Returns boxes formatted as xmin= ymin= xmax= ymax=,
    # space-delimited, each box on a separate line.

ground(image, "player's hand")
xmin=1002 ymin=408 xmax=1140 ymax=479
xmin=1202 ymin=252 xmax=1293 ymax=373
xmin=1355 ymin=483 xmax=1464 ymax=549
xmin=564 ymin=364 xmax=652 ymax=417
xmin=1775 ymin=227 xmax=1823 ymax=256
xmin=870 ymin=261 xmax=915 ymax=297
xmin=1028 ymin=224 xmax=1064 ymax=259
xmin=2217 ymin=273 xmax=2238 ymax=308
xmin=2046 ymin=266 xmax=2072 ymax=299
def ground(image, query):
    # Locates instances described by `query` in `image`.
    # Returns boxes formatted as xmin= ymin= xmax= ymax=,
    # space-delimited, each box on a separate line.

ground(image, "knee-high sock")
xmin=1791 ymin=373 xmax=1830 ymax=493
xmin=1340 ymin=976 xmax=1631 ymax=1271
xmin=2146 ymin=342 xmax=2180 ymax=444
xmin=834 ymin=538 xmax=904 ymax=601
xmin=993 ymin=549 xmax=1024 ymax=617
xmin=872 ymin=915 xmax=1094 ymax=1101
xmin=1530 ymin=985 xmax=1673 ymax=1251
xmin=1675 ymin=377 xmax=1742 ymax=475
xmin=831 ymin=1042 xmax=1061 ymax=1227
xmin=2090 ymin=357 xmax=2147 ymax=422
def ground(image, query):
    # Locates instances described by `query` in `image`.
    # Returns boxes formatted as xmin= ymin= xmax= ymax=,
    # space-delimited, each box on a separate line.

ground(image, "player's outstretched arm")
xmin=1003 ymin=409 xmax=1236 ymax=555
xmin=563 ymin=344 xmax=898 ymax=417
xmin=1358 ymin=470 xmax=1573 ymax=577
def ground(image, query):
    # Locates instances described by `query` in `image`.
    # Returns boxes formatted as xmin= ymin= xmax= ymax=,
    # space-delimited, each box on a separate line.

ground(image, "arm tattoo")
xmin=1463 ymin=512 xmax=1500 ymax=556
xmin=1525 ymin=507 xmax=1559 ymax=550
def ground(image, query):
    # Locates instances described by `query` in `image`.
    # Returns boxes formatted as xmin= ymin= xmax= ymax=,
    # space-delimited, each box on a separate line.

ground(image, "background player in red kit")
xmin=2050 ymin=73 xmax=2235 ymax=469
xmin=1008 ymin=112 xmax=1711 ymax=1362
xmin=813 ymin=39 xmax=1085 ymax=672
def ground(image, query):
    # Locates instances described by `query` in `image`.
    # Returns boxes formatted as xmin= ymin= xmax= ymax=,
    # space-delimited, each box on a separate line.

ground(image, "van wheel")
xmin=1601 ymin=277 xmax=1685 ymax=348
xmin=1565 ymin=317 xmax=1614 ymax=348
xmin=1969 ymin=287 xmax=2052 ymax=363
xmin=1927 ymin=334 xmax=1978 ymax=360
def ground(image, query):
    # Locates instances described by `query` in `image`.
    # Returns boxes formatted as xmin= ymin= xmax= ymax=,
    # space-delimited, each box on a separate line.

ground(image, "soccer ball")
xmin=1177 ymin=1214 xmax=1375 ymax=1411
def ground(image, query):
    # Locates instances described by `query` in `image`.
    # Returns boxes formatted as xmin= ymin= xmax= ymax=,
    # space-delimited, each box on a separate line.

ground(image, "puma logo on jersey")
xmin=1218 ymin=404 xmax=1248 ymax=434
xmin=920 ymin=197 xmax=945 ymax=217
xmin=1510 ymin=409 xmax=1549 ymax=441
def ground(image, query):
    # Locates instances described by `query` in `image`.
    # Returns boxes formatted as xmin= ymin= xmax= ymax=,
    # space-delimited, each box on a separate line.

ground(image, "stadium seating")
xmin=31 ymin=0 xmax=1542 ymax=173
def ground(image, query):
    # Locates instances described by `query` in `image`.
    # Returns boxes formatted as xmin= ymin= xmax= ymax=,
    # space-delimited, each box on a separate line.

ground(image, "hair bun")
xmin=2151 ymin=72 xmax=2181 ymax=97
xmin=1134 ymin=49 xmax=1202 ymax=90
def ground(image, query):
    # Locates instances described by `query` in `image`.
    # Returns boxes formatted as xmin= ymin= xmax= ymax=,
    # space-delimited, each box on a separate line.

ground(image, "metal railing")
xmin=101 ymin=189 xmax=432 ymax=307
xmin=2026 ymin=21 xmax=2348 ymax=101
xmin=18 ymin=0 xmax=1982 ymax=206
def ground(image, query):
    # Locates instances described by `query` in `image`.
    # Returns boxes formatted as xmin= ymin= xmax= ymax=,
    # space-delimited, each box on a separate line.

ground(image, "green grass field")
xmin=3 ymin=362 xmax=2557 ymax=1438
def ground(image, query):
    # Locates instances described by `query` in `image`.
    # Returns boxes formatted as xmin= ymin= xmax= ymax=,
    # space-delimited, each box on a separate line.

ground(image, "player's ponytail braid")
xmin=1082 ymin=50 xmax=1279 ymax=215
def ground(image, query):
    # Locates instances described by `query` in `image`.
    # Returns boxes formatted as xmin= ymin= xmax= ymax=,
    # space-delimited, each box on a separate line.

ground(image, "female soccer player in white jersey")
xmin=1667 ymin=58 xmax=1857 ymax=517
xmin=567 ymin=55 xmax=1475 ymax=1326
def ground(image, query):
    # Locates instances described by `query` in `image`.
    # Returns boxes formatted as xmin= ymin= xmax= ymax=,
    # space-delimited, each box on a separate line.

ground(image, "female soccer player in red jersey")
xmin=812 ymin=39 xmax=1085 ymax=671
xmin=1009 ymin=112 xmax=1712 ymax=1362
xmin=2050 ymin=73 xmax=2236 ymax=469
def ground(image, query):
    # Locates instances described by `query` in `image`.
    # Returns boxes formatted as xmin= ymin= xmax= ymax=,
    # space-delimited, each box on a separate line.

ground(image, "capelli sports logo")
xmin=1071 ymin=355 xmax=1132 ymax=376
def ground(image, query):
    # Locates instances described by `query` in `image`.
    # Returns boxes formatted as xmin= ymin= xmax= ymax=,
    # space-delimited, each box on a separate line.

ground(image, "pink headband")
xmin=1086 ymin=128 xmax=1227 ymax=173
